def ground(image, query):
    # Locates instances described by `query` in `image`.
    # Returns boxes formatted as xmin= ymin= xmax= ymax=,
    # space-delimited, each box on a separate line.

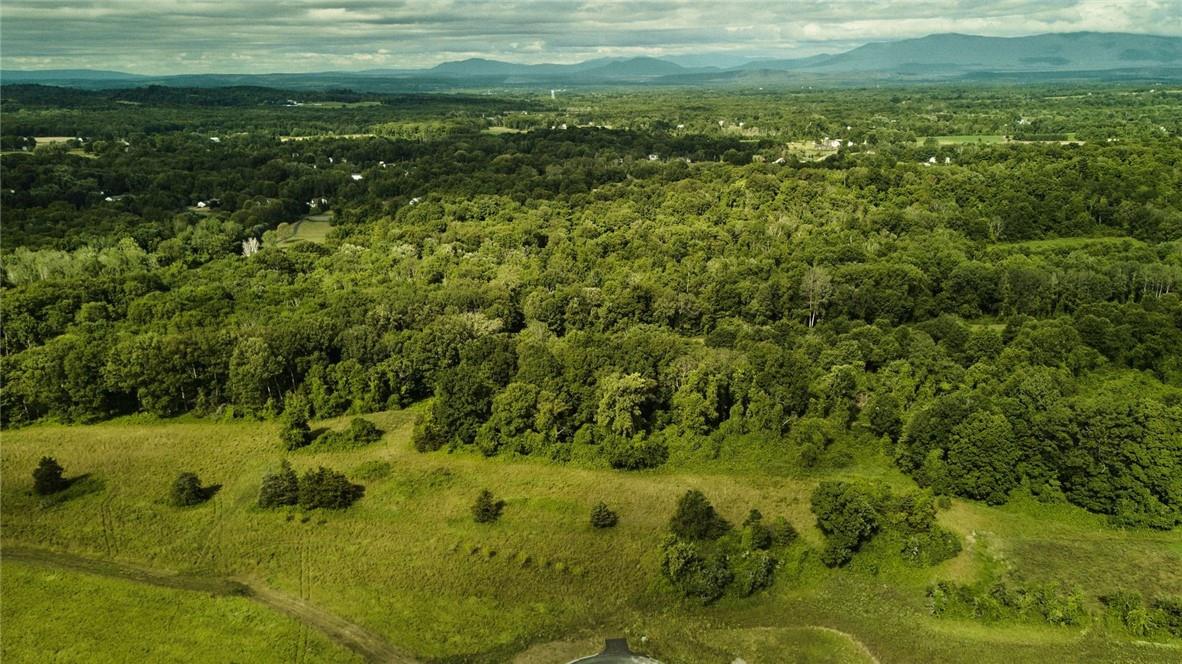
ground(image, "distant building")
xmin=351 ymin=173 xmax=364 ymax=181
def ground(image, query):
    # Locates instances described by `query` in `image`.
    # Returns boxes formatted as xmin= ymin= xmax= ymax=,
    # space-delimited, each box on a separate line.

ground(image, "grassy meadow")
xmin=2 ymin=408 xmax=1180 ymax=662
xmin=1 ymin=559 xmax=358 ymax=663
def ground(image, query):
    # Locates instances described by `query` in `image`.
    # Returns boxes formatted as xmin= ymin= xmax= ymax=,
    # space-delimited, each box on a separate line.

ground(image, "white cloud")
xmin=0 ymin=0 xmax=1177 ymax=73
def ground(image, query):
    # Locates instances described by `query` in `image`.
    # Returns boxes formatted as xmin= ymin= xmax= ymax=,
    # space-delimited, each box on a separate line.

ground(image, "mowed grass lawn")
xmin=2 ymin=409 xmax=1180 ymax=662
xmin=276 ymin=216 xmax=334 ymax=246
xmin=1 ymin=560 xmax=358 ymax=663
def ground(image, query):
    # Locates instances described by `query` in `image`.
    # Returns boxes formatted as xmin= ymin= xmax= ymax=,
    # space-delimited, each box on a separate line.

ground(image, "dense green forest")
xmin=2 ymin=83 xmax=1180 ymax=535
xmin=2 ymin=81 xmax=1181 ymax=662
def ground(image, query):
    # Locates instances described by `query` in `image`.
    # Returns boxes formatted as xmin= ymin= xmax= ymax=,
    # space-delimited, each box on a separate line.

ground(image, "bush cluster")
xmin=257 ymin=462 xmax=363 ymax=510
xmin=660 ymin=490 xmax=799 ymax=603
xmin=928 ymin=579 xmax=1087 ymax=626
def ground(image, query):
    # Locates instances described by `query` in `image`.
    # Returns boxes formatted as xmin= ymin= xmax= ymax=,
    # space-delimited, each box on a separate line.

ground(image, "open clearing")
xmin=1 ymin=557 xmax=359 ymax=663
xmin=276 ymin=213 xmax=334 ymax=245
xmin=3 ymin=545 xmax=407 ymax=663
xmin=2 ymin=410 xmax=1179 ymax=662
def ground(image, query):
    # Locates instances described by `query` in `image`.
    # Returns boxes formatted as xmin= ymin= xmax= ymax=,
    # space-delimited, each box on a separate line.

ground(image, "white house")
xmin=351 ymin=173 xmax=364 ymax=181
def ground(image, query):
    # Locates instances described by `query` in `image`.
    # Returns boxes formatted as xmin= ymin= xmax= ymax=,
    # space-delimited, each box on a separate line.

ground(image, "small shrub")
xmin=297 ymin=467 xmax=364 ymax=509
xmin=770 ymin=516 xmax=799 ymax=546
xmin=280 ymin=418 xmax=312 ymax=451
xmin=669 ymin=489 xmax=730 ymax=541
xmin=736 ymin=550 xmax=777 ymax=596
xmin=742 ymin=522 xmax=774 ymax=551
xmin=472 ymin=489 xmax=504 ymax=523
xmin=740 ymin=508 xmax=773 ymax=550
xmin=33 ymin=456 xmax=67 ymax=495
xmin=659 ymin=536 xmax=734 ymax=604
xmin=170 ymin=472 xmax=209 ymax=507
xmin=590 ymin=501 xmax=619 ymax=528
xmin=258 ymin=460 xmax=299 ymax=508
xmin=412 ymin=413 xmax=446 ymax=452
xmin=900 ymin=526 xmax=962 ymax=567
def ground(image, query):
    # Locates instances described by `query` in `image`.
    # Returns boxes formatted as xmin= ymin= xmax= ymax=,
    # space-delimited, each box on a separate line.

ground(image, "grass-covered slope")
xmin=0 ymin=559 xmax=359 ymax=663
xmin=2 ymin=408 xmax=1179 ymax=662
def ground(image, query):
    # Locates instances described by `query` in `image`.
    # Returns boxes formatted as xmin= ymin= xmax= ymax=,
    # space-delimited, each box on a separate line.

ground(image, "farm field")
xmin=2 ymin=410 xmax=1179 ymax=663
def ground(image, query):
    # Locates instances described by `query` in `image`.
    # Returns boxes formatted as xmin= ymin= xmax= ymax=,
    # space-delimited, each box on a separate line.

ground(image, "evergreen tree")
xmin=669 ymin=489 xmax=730 ymax=540
xmin=590 ymin=501 xmax=619 ymax=528
xmin=32 ymin=456 xmax=67 ymax=495
xmin=472 ymin=488 xmax=504 ymax=523
xmin=258 ymin=460 xmax=299 ymax=508
xmin=297 ymin=467 xmax=364 ymax=509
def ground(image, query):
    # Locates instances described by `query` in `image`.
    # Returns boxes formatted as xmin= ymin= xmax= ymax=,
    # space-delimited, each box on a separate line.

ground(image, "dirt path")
xmin=2 ymin=545 xmax=415 ymax=664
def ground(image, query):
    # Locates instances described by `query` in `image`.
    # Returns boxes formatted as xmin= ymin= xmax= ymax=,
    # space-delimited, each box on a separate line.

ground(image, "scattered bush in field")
xmin=590 ymin=501 xmax=619 ymax=528
xmin=280 ymin=417 xmax=312 ymax=450
xmin=770 ymin=516 xmax=799 ymax=546
xmin=314 ymin=418 xmax=383 ymax=449
xmin=810 ymin=481 xmax=880 ymax=567
xmin=412 ymin=411 xmax=446 ymax=452
xmin=1102 ymin=591 xmax=1182 ymax=638
xmin=33 ymin=456 xmax=67 ymax=495
xmin=170 ymin=472 xmax=210 ymax=507
xmin=659 ymin=536 xmax=734 ymax=604
xmin=472 ymin=489 xmax=504 ymax=523
xmin=735 ymin=550 xmax=777 ymax=596
xmin=258 ymin=460 xmax=299 ymax=508
xmin=928 ymin=579 xmax=1087 ymax=626
xmin=297 ymin=467 xmax=364 ymax=509
xmin=669 ymin=489 xmax=730 ymax=540
xmin=741 ymin=509 xmax=773 ymax=551
xmin=900 ymin=526 xmax=962 ymax=566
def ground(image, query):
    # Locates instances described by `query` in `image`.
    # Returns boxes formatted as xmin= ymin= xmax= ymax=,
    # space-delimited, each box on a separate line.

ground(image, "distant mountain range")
xmin=4 ymin=32 xmax=1180 ymax=91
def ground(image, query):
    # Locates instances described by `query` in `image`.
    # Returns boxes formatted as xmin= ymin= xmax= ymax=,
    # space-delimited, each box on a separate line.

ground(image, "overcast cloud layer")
xmin=2 ymin=1 xmax=1179 ymax=74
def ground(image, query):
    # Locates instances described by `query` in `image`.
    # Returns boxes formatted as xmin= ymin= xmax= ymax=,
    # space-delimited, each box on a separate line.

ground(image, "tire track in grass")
xmin=1 ymin=544 xmax=416 ymax=664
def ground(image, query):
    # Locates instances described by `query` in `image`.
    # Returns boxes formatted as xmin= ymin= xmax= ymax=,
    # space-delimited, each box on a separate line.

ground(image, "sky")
xmin=1 ymin=1 xmax=1179 ymax=74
